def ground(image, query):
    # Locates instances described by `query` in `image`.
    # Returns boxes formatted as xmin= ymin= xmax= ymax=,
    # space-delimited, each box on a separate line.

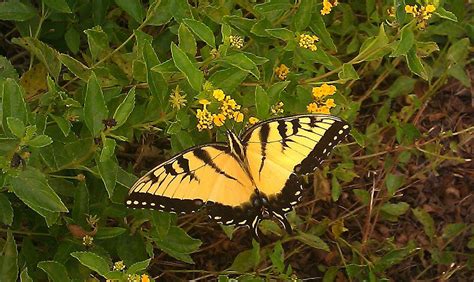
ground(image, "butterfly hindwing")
xmin=241 ymin=114 xmax=350 ymax=216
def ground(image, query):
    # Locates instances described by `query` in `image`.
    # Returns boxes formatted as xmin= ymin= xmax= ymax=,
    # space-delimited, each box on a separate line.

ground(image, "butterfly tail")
xmin=272 ymin=211 xmax=293 ymax=235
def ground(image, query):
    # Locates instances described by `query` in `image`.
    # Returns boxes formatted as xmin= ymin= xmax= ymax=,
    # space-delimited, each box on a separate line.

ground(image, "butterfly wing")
xmin=126 ymin=144 xmax=259 ymax=227
xmin=241 ymin=114 xmax=350 ymax=221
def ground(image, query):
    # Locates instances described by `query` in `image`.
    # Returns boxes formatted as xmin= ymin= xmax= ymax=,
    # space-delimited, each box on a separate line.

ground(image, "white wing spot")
xmin=133 ymin=200 xmax=139 ymax=205
xmin=343 ymin=125 xmax=349 ymax=129
xmin=226 ymin=220 xmax=233 ymax=224
xmin=238 ymin=220 xmax=247 ymax=225
xmin=214 ymin=216 xmax=222 ymax=220
xmin=151 ymin=203 xmax=156 ymax=206
xmin=159 ymin=204 xmax=165 ymax=208
xmin=328 ymin=142 xmax=332 ymax=146
xmin=290 ymin=201 xmax=298 ymax=205
xmin=338 ymin=129 xmax=344 ymax=134
xmin=333 ymin=136 xmax=338 ymax=140
xmin=282 ymin=207 xmax=291 ymax=212
xmin=126 ymin=200 xmax=132 ymax=205
xmin=323 ymin=148 xmax=327 ymax=154
xmin=295 ymin=190 xmax=301 ymax=196
xmin=142 ymin=202 xmax=147 ymax=205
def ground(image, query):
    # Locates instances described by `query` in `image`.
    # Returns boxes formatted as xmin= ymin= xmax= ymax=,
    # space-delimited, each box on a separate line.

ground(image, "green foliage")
xmin=0 ymin=0 xmax=472 ymax=280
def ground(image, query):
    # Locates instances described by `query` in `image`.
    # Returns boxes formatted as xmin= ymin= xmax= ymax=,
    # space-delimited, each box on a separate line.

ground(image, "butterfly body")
xmin=126 ymin=114 xmax=350 ymax=238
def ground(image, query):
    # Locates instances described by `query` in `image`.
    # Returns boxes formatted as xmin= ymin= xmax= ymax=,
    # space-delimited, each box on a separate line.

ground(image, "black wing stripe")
xmin=193 ymin=147 xmax=239 ymax=183
xmin=258 ymin=123 xmax=270 ymax=175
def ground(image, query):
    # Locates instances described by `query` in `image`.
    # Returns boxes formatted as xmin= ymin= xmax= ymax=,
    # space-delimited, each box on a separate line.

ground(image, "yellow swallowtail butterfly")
xmin=126 ymin=114 xmax=350 ymax=238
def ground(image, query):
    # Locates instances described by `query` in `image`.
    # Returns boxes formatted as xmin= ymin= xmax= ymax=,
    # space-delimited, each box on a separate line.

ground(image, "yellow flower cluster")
xmin=307 ymin=83 xmax=337 ymax=114
xmin=249 ymin=116 xmax=260 ymax=125
xmin=196 ymin=89 xmax=244 ymax=131
xmin=229 ymin=35 xmax=244 ymax=49
xmin=169 ymin=85 xmax=187 ymax=110
xmin=126 ymin=274 xmax=150 ymax=282
xmin=275 ymin=64 xmax=289 ymax=80
xmin=298 ymin=34 xmax=319 ymax=51
xmin=113 ymin=261 xmax=126 ymax=271
xmin=271 ymin=101 xmax=284 ymax=115
xmin=321 ymin=0 xmax=338 ymax=15
xmin=405 ymin=4 xmax=436 ymax=29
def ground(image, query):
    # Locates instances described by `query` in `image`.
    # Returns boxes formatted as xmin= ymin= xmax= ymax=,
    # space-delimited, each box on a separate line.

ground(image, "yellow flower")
xmin=196 ymin=107 xmax=213 ymax=131
xmin=141 ymin=274 xmax=150 ymax=282
xmin=405 ymin=4 xmax=436 ymax=29
xmin=169 ymin=85 xmax=187 ymax=110
xmin=82 ymin=235 xmax=93 ymax=246
xmin=229 ymin=35 xmax=244 ymax=49
xmin=318 ymin=106 xmax=330 ymax=114
xmin=298 ymin=34 xmax=319 ymax=51
xmin=233 ymin=111 xmax=244 ymax=122
xmin=113 ymin=261 xmax=126 ymax=271
xmin=271 ymin=101 xmax=284 ymax=115
xmin=127 ymin=274 xmax=140 ymax=282
xmin=213 ymin=113 xmax=226 ymax=127
xmin=307 ymin=102 xmax=318 ymax=113
xmin=405 ymin=5 xmax=414 ymax=15
xmin=325 ymin=98 xmax=336 ymax=108
xmin=249 ymin=116 xmax=259 ymax=125
xmin=199 ymin=99 xmax=211 ymax=106
xmin=213 ymin=89 xmax=225 ymax=101
xmin=321 ymin=0 xmax=338 ymax=15
xmin=312 ymin=83 xmax=336 ymax=99
xmin=275 ymin=64 xmax=289 ymax=80
xmin=425 ymin=4 xmax=435 ymax=13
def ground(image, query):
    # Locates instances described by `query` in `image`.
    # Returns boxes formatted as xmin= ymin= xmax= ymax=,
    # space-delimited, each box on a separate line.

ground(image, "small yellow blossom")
xmin=113 ymin=261 xmax=126 ymax=271
xmin=298 ymin=34 xmax=319 ymax=51
xmin=308 ymin=83 xmax=337 ymax=114
xmin=321 ymin=0 xmax=338 ymax=15
xmin=196 ymin=107 xmax=213 ymax=131
xmin=141 ymin=274 xmax=150 ymax=282
xmin=82 ymin=235 xmax=93 ymax=246
xmin=312 ymin=83 xmax=336 ymax=98
xmin=213 ymin=113 xmax=226 ymax=127
xmin=233 ymin=111 xmax=244 ymax=122
xmin=169 ymin=85 xmax=187 ymax=110
xmin=271 ymin=101 xmax=284 ymax=115
xmin=210 ymin=48 xmax=219 ymax=59
xmin=405 ymin=4 xmax=436 ymax=29
xmin=199 ymin=99 xmax=211 ymax=106
xmin=213 ymin=89 xmax=225 ymax=101
xmin=229 ymin=35 xmax=244 ymax=49
xmin=249 ymin=117 xmax=259 ymax=125
xmin=325 ymin=98 xmax=336 ymax=108
xmin=307 ymin=102 xmax=318 ymax=113
xmin=128 ymin=274 xmax=140 ymax=282
xmin=275 ymin=64 xmax=289 ymax=80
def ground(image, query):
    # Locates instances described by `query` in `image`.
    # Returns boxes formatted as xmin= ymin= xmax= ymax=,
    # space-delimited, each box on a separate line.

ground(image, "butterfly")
xmin=126 ymin=114 xmax=350 ymax=238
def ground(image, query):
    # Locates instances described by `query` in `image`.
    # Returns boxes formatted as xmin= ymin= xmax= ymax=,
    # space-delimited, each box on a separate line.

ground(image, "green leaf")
xmin=43 ymin=0 xmax=71 ymax=13
xmin=434 ymin=7 xmax=458 ymax=22
xmin=209 ymin=68 xmax=248 ymax=93
xmin=98 ymin=157 xmax=118 ymax=198
xmin=269 ymin=241 xmax=285 ymax=274
xmin=58 ymin=54 xmax=91 ymax=81
xmin=10 ymin=167 xmax=68 ymax=214
xmin=178 ymin=23 xmax=197 ymax=56
xmin=84 ymin=72 xmax=108 ymax=137
xmin=310 ymin=12 xmax=337 ymax=51
xmin=27 ymin=135 xmax=53 ymax=148
xmin=331 ymin=176 xmax=341 ymax=202
xmin=6 ymin=117 xmax=25 ymax=138
xmin=2 ymin=79 xmax=28 ymax=128
xmin=113 ymin=87 xmax=136 ymax=128
xmin=84 ymin=26 xmax=109 ymax=61
xmin=385 ymin=173 xmax=404 ymax=196
xmin=391 ymin=23 xmax=415 ymax=57
xmin=150 ymin=211 xmax=172 ymax=239
xmin=154 ymin=226 xmax=202 ymax=264
xmin=255 ymin=86 xmax=270 ymax=119
xmin=0 ymin=2 xmax=36 ymax=21
xmin=412 ymin=207 xmax=435 ymax=240
xmin=267 ymin=81 xmax=290 ymax=101
xmin=387 ymin=76 xmax=416 ymax=98
xmin=229 ymin=240 xmax=260 ymax=272
xmin=447 ymin=38 xmax=470 ymax=63
xmin=170 ymin=0 xmax=193 ymax=22
xmin=114 ymin=0 xmax=144 ymax=22
xmin=323 ymin=266 xmax=338 ymax=282
xmin=147 ymin=0 xmax=173 ymax=25
xmin=72 ymin=182 xmax=89 ymax=225
xmin=50 ymin=115 xmax=71 ymax=137
xmin=338 ymin=63 xmax=359 ymax=81
xmin=183 ymin=18 xmax=216 ymax=48
xmin=95 ymin=227 xmax=126 ymax=240
xmin=380 ymin=202 xmax=410 ymax=216
xmin=352 ymin=24 xmax=390 ymax=64
xmin=353 ymin=189 xmax=370 ymax=205
xmin=374 ymin=241 xmax=416 ymax=272
xmin=265 ymin=28 xmax=294 ymax=41
xmin=442 ymin=223 xmax=466 ymax=239
xmin=12 ymin=37 xmax=61 ymax=80
xmin=64 ymin=27 xmax=80 ymax=53
xmin=293 ymin=0 xmax=313 ymax=31
xmin=37 ymin=261 xmax=71 ymax=282
xmin=20 ymin=268 xmax=33 ymax=282
xmin=144 ymin=42 xmax=168 ymax=111
xmin=126 ymin=259 xmax=151 ymax=275
xmin=405 ymin=47 xmax=429 ymax=80
xmin=221 ymin=53 xmax=259 ymax=79
xmin=100 ymin=138 xmax=116 ymax=162
xmin=71 ymin=252 xmax=110 ymax=278
xmin=0 ymin=56 xmax=19 ymax=81
xmin=0 ymin=194 xmax=13 ymax=225
xmin=171 ymin=42 xmax=203 ymax=91
xmin=0 ymin=231 xmax=18 ymax=281
xmin=296 ymin=232 xmax=330 ymax=251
